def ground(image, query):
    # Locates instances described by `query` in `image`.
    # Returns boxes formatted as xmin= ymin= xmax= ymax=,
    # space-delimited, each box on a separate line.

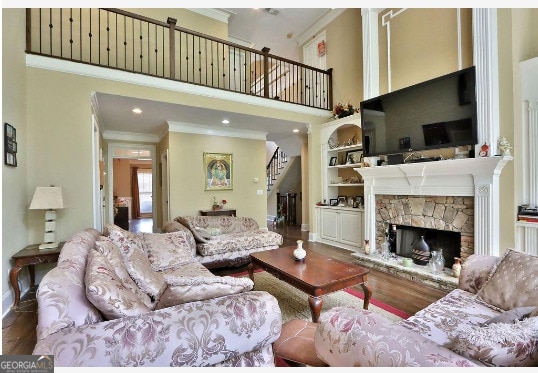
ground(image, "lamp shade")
xmin=29 ymin=187 xmax=64 ymax=210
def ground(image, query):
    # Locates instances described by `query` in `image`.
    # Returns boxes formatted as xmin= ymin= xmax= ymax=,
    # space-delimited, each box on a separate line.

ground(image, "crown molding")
xmin=187 ymin=8 xmax=233 ymax=24
xmin=296 ymin=9 xmax=346 ymax=46
xmin=167 ymin=121 xmax=267 ymax=140
xmin=102 ymin=130 xmax=160 ymax=143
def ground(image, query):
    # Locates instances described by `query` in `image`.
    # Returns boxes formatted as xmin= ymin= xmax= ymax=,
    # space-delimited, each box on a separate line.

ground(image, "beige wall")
xmin=378 ymin=9 xmax=473 ymax=93
xmin=2 ymin=9 xmax=29 ymax=313
xmin=167 ymin=132 xmax=268 ymax=227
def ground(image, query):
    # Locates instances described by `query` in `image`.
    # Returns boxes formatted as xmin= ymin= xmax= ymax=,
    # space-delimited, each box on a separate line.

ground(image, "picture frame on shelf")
xmin=329 ymin=156 xmax=337 ymax=166
xmin=329 ymin=198 xmax=338 ymax=206
xmin=337 ymin=196 xmax=346 ymax=206
xmin=345 ymin=150 xmax=362 ymax=164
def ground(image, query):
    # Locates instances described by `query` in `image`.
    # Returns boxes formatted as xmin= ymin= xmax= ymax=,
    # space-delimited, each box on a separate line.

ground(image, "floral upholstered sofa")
xmin=32 ymin=225 xmax=282 ymax=367
xmin=162 ymin=215 xmax=283 ymax=269
xmin=313 ymin=249 xmax=538 ymax=367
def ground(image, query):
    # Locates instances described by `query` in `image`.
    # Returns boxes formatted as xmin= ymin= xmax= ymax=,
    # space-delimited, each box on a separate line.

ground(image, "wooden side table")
xmin=200 ymin=209 xmax=236 ymax=217
xmin=10 ymin=242 xmax=64 ymax=310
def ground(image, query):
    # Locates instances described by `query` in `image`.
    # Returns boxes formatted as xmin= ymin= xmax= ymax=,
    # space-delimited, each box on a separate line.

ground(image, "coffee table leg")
xmin=308 ymin=296 xmax=323 ymax=323
xmin=248 ymin=263 xmax=255 ymax=282
xmin=360 ymin=281 xmax=373 ymax=310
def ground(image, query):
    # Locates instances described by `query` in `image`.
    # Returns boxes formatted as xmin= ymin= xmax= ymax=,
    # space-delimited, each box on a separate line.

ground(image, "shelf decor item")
xmin=332 ymin=102 xmax=358 ymax=119
xmin=364 ymin=239 xmax=370 ymax=255
xmin=411 ymin=235 xmax=430 ymax=266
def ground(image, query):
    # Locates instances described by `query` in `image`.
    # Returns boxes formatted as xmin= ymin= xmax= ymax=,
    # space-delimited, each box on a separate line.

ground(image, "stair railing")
xmin=266 ymin=147 xmax=287 ymax=192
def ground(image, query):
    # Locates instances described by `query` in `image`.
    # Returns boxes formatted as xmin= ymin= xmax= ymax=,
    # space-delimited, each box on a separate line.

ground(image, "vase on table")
xmin=411 ymin=236 xmax=430 ymax=266
xmin=293 ymin=240 xmax=306 ymax=260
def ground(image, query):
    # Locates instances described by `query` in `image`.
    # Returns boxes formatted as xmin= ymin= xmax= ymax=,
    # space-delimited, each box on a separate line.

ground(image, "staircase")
xmin=266 ymin=147 xmax=288 ymax=192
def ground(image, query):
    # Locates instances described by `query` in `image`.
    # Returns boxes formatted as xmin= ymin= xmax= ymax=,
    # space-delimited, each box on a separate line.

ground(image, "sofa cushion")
xmin=476 ymin=249 xmax=538 ymax=310
xmin=155 ymin=273 xmax=253 ymax=309
xmin=482 ymin=306 xmax=536 ymax=325
xmin=196 ymin=230 xmax=283 ymax=256
xmin=449 ymin=316 xmax=538 ymax=366
xmin=85 ymin=249 xmax=152 ymax=320
xmin=94 ymin=238 xmax=154 ymax=309
xmin=140 ymin=231 xmax=195 ymax=271
xmin=107 ymin=228 xmax=166 ymax=301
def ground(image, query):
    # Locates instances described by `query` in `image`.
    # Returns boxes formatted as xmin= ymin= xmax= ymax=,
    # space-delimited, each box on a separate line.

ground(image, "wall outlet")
xmin=257 ymin=189 xmax=263 ymax=195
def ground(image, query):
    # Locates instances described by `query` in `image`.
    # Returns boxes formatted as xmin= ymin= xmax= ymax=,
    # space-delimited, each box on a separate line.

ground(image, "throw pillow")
xmin=449 ymin=317 xmax=538 ymax=366
xmin=155 ymin=274 xmax=253 ymax=309
xmin=176 ymin=217 xmax=208 ymax=243
xmin=107 ymin=228 xmax=166 ymax=301
xmin=139 ymin=231 xmax=195 ymax=271
xmin=94 ymin=238 xmax=154 ymax=309
xmin=476 ymin=249 xmax=538 ymax=310
xmin=482 ymin=306 xmax=536 ymax=325
xmin=85 ymin=249 xmax=152 ymax=320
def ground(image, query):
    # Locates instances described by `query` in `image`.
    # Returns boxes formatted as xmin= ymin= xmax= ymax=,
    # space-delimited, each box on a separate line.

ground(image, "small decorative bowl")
xmin=402 ymin=258 xmax=413 ymax=267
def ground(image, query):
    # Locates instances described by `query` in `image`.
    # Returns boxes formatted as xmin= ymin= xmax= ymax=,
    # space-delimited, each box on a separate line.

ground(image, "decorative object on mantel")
xmin=293 ymin=240 xmax=306 ymax=260
xmin=364 ymin=240 xmax=370 ymax=255
xmin=429 ymin=249 xmax=445 ymax=275
xmin=452 ymin=257 xmax=462 ymax=278
xmin=498 ymin=136 xmax=512 ymax=156
xmin=411 ymin=236 xmax=431 ymax=266
xmin=212 ymin=196 xmax=221 ymax=210
xmin=478 ymin=142 xmax=489 ymax=157
xmin=331 ymin=102 xmax=359 ymax=119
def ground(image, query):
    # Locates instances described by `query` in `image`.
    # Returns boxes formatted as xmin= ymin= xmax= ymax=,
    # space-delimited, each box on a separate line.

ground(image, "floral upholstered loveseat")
xmin=162 ymin=215 xmax=283 ymax=269
xmin=32 ymin=226 xmax=282 ymax=367
xmin=314 ymin=250 xmax=538 ymax=367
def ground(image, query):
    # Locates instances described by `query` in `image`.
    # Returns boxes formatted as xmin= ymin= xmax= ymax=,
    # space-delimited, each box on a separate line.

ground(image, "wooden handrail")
xmin=26 ymin=8 xmax=333 ymax=110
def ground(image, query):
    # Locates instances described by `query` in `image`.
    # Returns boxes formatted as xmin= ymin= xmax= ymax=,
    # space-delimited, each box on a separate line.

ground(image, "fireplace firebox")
xmin=392 ymin=225 xmax=461 ymax=268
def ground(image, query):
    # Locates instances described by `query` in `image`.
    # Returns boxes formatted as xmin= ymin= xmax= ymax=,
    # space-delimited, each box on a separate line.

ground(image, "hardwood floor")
xmin=1 ymin=223 xmax=447 ymax=355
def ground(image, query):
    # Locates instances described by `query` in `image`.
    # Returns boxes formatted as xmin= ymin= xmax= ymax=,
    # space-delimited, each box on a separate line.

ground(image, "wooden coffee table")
xmin=248 ymin=246 xmax=372 ymax=322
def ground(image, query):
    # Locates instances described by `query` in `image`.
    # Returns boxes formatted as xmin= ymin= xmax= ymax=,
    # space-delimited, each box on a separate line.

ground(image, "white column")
xmin=361 ymin=8 xmax=381 ymax=100
xmin=528 ymin=101 xmax=538 ymax=206
xmin=362 ymin=180 xmax=377 ymax=249
xmin=473 ymin=8 xmax=500 ymax=156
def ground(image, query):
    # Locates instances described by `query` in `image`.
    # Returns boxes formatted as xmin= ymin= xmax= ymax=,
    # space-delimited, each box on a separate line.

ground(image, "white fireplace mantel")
xmin=355 ymin=156 xmax=513 ymax=257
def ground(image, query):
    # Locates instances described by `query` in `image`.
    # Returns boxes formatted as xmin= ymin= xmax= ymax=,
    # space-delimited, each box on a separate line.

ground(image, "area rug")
xmin=235 ymin=270 xmax=409 ymax=323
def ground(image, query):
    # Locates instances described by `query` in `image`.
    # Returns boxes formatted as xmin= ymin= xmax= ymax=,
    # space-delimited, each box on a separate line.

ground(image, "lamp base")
xmin=39 ymin=242 xmax=60 ymax=250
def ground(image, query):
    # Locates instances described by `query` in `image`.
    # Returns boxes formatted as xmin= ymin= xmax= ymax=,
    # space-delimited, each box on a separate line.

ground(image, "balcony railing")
xmin=26 ymin=8 xmax=333 ymax=110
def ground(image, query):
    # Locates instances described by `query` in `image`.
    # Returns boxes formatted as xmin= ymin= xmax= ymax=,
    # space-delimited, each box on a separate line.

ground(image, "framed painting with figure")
xmin=204 ymin=152 xmax=233 ymax=190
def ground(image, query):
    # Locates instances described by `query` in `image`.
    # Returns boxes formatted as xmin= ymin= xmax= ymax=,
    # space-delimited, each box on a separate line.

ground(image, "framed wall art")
xmin=4 ymin=122 xmax=17 ymax=167
xmin=204 ymin=152 xmax=233 ymax=190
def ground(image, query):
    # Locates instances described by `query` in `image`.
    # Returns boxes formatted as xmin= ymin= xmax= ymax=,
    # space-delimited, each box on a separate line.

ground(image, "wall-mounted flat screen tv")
xmin=360 ymin=66 xmax=477 ymax=157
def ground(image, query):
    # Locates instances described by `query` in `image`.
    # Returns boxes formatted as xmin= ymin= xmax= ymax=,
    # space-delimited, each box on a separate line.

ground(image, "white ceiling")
xmin=94 ymin=8 xmax=332 ymax=143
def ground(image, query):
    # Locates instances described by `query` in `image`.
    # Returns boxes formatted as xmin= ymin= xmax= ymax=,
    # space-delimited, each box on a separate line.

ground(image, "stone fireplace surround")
xmin=350 ymin=156 xmax=512 ymax=290
xmin=375 ymin=195 xmax=474 ymax=261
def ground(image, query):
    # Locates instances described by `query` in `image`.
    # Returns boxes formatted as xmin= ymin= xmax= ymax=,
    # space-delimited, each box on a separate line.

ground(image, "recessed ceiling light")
xmin=222 ymin=119 xmax=230 ymax=124
xmin=132 ymin=108 xmax=142 ymax=114
xmin=293 ymin=129 xmax=299 ymax=133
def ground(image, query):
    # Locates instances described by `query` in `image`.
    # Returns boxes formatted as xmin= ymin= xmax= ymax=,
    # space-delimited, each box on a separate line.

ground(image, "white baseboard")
xmin=2 ymin=273 xmax=30 ymax=318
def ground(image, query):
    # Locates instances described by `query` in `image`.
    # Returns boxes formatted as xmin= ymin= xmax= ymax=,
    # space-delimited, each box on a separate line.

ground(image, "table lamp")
xmin=29 ymin=186 xmax=64 ymax=249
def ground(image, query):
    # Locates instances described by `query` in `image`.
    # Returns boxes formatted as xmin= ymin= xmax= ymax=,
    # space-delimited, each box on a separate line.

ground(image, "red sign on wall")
xmin=317 ymin=40 xmax=326 ymax=57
